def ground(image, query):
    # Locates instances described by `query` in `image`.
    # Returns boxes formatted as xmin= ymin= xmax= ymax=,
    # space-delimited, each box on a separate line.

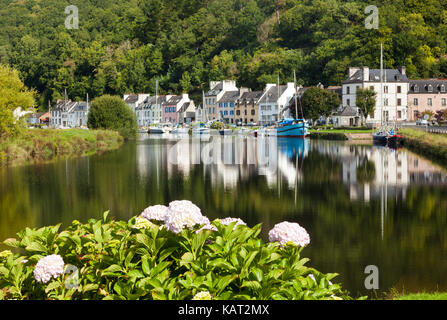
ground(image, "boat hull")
xmin=149 ymin=128 xmax=165 ymax=134
xmin=387 ymin=135 xmax=404 ymax=148
xmin=276 ymin=123 xmax=309 ymax=138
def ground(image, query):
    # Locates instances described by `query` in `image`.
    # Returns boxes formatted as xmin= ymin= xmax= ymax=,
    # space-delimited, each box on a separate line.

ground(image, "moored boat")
xmin=275 ymin=119 xmax=309 ymax=138
xmin=372 ymin=130 xmax=388 ymax=145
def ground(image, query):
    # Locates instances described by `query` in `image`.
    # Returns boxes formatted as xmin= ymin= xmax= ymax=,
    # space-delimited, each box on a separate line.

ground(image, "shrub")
xmin=0 ymin=202 xmax=353 ymax=300
xmin=88 ymin=95 xmax=137 ymax=139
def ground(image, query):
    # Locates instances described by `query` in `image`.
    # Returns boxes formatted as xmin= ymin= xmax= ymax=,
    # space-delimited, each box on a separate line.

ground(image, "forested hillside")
xmin=1 ymin=0 xmax=447 ymax=108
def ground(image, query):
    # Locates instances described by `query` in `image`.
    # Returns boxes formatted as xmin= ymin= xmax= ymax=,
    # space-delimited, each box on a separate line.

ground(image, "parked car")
xmin=416 ymin=119 xmax=428 ymax=126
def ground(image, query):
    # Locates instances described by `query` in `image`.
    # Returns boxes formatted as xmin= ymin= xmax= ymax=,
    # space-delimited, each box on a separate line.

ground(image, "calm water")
xmin=1 ymin=134 xmax=446 ymax=296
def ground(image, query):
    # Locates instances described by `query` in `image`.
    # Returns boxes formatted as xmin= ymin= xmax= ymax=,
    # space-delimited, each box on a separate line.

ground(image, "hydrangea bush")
xmin=0 ymin=201 xmax=354 ymax=300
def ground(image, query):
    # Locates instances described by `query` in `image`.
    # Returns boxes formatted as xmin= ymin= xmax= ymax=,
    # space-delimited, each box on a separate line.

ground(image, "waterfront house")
xmin=235 ymin=90 xmax=264 ymax=125
xmin=124 ymin=94 xmax=150 ymax=113
xmin=177 ymin=101 xmax=196 ymax=124
xmin=50 ymin=100 xmax=89 ymax=128
xmin=342 ymin=66 xmax=409 ymax=125
xmin=258 ymin=83 xmax=295 ymax=126
xmin=195 ymin=104 xmax=204 ymax=123
xmin=163 ymin=94 xmax=190 ymax=124
xmin=27 ymin=112 xmax=50 ymax=126
xmin=205 ymin=80 xmax=238 ymax=121
xmin=408 ymin=79 xmax=447 ymax=121
xmin=332 ymin=106 xmax=360 ymax=127
xmin=217 ymin=90 xmax=246 ymax=124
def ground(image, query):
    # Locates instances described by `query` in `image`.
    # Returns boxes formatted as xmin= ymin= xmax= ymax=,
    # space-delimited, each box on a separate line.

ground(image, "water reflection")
xmin=0 ymin=135 xmax=446 ymax=296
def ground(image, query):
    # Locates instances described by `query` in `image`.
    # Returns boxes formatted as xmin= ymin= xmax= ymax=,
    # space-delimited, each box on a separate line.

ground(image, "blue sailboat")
xmin=275 ymin=118 xmax=309 ymax=138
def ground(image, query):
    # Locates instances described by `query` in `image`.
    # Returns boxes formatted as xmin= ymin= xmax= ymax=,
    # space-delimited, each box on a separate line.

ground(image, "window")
xmin=397 ymin=86 xmax=402 ymax=93
xmin=236 ymin=110 xmax=240 ymax=116
xmin=251 ymin=110 xmax=255 ymax=115
xmin=414 ymin=98 xmax=418 ymax=106
xmin=347 ymin=99 xmax=350 ymax=106
xmin=441 ymin=85 xmax=446 ymax=93
xmin=346 ymin=87 xmax=350 ymax=94
xmin=397 ymin=99 xmax=401 ymax=106
xmin=384 ymin=98 xmax=388 ymax=106
xmin=428 ymin=98 xmax=432 ymax=106
xmin=414 ymin=85 xmax=419 ymax=93
xmin=428 ymin=85 xmax=433 ymax=92
xmin=442 ymin=98 xmax=446 ymax=106
xmin=384 ymin=86 xmax=388 ymax=93
xmin=398 ymin=110 xmax=402 ymax=119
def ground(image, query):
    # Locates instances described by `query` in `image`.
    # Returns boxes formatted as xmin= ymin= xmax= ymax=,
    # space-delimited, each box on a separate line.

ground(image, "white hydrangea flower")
xmin=196 ymin=223 xmax=218 ymax=233
xmin=164 ymin=200 xmax=209 ymax=234
xmin=217 ymin=217 xmax=247 ymax=230
xmin=33 ymin=254 xmax=65 ymax=284
xmin=192 ymin=291 xmax=212 ymax=300
xmin=268 ymin=221 xmax=310 ymax=247
xmin=133 ymin=216 xmax=157 ymax=230
xmin=141 ymin=205 xmax=169 ymax=222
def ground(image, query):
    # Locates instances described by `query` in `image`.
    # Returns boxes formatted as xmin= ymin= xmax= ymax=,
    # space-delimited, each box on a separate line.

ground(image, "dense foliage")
xmin=1 ymin=0 xmax=447 ymax=108
xmin=0 ymin=64 xmax=35 ymax=140
xmin=88 ymin=95 xmax=137 ymax=139
xmin=0 ymin=211 xmax=352 ymax=300
xmin=301 ymin=87 xmax=340 ymax=123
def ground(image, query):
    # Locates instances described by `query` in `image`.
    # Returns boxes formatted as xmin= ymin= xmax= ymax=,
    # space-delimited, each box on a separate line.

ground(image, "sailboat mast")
xmin=380 ymin=43 xmax=383 ymax=128
xmin=277 ymin=74 xmax=280 ymax=122
xmin=294 ymin=70 xmax=298 ymax=120
xmin=202 ymin=90 xmax=207 ymax=123
xmin=155 ymin=79 xmax=158 ymax=124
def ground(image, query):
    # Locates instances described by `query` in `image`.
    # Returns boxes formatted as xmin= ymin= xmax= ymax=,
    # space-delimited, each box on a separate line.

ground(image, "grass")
xmin=389 ymin=291 xmax=447 ymax=300
xmin=400 ymin=128 xmax=447 ymax=164
xmin=0 ymin=129 xmax=123 ymax=167
xmin=309 ymin=128 xmax=373 ymax=134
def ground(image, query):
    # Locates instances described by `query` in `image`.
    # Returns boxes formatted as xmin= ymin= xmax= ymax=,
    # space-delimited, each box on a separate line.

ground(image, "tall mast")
xmin=202 ymin=90 xmax=207 ymax=122
xmin=380 ymin=43 xmax=383 ymax=128
xmin=277 ymin=74 xmax=280 ymax=122
xmin=156 ymin=79 xmax=158 ymax=124
xmin=294 ymin=70 xmax=298 ymax=120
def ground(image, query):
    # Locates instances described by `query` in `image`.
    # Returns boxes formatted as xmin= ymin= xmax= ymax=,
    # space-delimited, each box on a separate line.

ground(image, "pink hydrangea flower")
xmin=33 ymin=254 xmax=65 ymax=284
xmin=164 ymin=200 xmax=209 ymax=234
xmin=141 ymin=204 xmax=169 ymax=222
xmin=268 ymin=222 xmax=310 ymax=247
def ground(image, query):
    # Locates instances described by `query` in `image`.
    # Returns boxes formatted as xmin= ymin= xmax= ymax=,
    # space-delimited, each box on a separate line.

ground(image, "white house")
xmin=50 ymin=100 xmax=89 ymax=128
xmin=258 ymin=83 xmax=295 ymax=126
xmin=342 ymin=66 xmax=409 ymax=125
xmin=205 ymin=80 xmax=239 ymax=121
xmin=124 ymin=94 xmax=150 ymax=113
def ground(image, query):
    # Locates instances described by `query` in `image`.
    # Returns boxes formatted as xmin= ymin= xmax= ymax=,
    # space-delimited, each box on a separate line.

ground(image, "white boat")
xmin=192 ymin=127 xmax=210 ymax=135
xmin=149 ymin=126 xmax=165 ymax=134
xmin=171 ymin=127 xmax=189 ymax=134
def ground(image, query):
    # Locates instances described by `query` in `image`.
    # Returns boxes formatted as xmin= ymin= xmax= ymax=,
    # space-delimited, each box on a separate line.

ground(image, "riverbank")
xmin=390 ymin=292 xmax=447 ymax=300
xmin=401 ymin=128 xmax=447 ymax=164
xmin=309 ymin=129 xmax=372 ymax=141
xmin=0 ymin=129 xmax=123 ymax=167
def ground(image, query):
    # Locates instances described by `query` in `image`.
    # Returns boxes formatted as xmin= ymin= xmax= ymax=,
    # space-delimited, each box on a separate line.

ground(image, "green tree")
xmin=301 ymin=87 xmax=340 ymax=125
xmin=356 ymin=88 xmax=376 ymax=126
xmin=88 ymin=95 xmax=137 ymax=139
xmin=0 ymin=64 xmax=35 ymax=140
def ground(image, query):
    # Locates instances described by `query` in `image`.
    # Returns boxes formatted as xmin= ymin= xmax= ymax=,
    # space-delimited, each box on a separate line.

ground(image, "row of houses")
xmin=338 ymin=66 xmax=447 ymax=126
xmin=126 ymin=80 xmax=308 ymax=127
xmin=49 ymin=100 xmax=89 ymax=128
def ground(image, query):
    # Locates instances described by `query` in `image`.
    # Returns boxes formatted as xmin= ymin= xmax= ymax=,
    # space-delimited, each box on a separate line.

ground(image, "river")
xmin=1 ymin=133 xmax=446 ymax=297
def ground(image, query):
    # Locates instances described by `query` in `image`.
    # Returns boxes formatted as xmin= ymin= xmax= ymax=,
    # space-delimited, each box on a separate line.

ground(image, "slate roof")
xmin=238 ymin=91 xmax=264 ymax=103
xmin=165 ymin=95 xmax=183 ymax=105
xmin=343 ymin=69 xmax=409 ymax=84
xmin=124 ymin=94 xmax=138 ymax=103
xmin=178 ymin=102 xmax=192 ymax=113
xmin=206 ymin=82 xmax=223 ymax=97
xmin=409 ymin=79 xmax=447 ymax=94
xmin=217 ymin=91 xmax=240 ymax=103
xmin=259 ymin=85 xmax=288 ymax=104
xmin=334 ymin=106 xmax=359 ymax=117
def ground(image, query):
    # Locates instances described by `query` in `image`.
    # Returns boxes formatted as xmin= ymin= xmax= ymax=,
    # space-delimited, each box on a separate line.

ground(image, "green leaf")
xmin=103 ymin=211 xmax=110 ymax=222
xmin=251 ymin=268 xmax=264 ymax=282
xmin=25 ymin=241 xmax=47 ymax=253
xmin=45 ymin=281 xmax=61 ymax=293
xmin=180 ymin=252 xmax=194 ymax=266
xmin=3 ymin=238 xmax=20 ymax=248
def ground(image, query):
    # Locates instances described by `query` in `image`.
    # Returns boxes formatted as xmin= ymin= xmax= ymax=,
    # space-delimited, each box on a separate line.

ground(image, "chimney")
xmin=348 ymin=67 xmax=361 ymax=78
xmin=399 ymin=66 xmax=406 ymax=76
xmin=362 ymin=67 xmax=370 ymax=82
